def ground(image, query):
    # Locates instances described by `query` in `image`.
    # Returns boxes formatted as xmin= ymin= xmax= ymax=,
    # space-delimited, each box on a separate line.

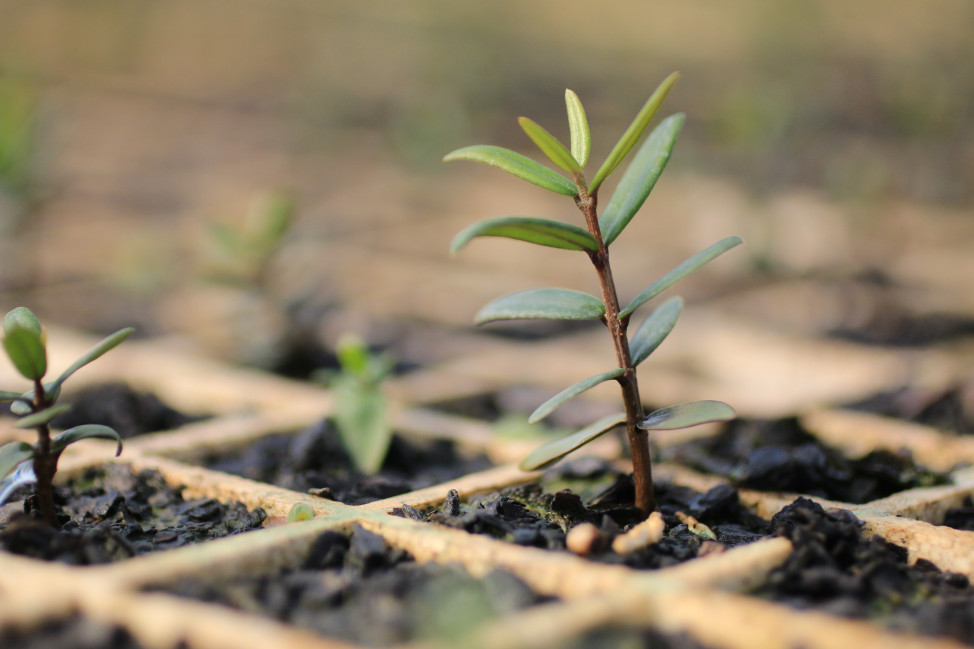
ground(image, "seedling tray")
xmin=2 ymin=320 xmax=974 ymax=649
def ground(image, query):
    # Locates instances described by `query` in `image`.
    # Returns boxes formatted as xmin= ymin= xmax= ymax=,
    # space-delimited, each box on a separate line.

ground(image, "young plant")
xmin=204 ymin=190 xmax=294 ymax=289
xmin=446 ymin=73 xmax=741 ymax=514
xmin=0 ymin=307 xmax=133 ymax=526
xmin=319 ymin=334 xmax=395 ymax=475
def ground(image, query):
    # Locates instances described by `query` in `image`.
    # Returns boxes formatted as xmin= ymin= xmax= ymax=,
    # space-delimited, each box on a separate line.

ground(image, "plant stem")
xmin=31 ymin=379 xmax=58 ymax=526
xmin=576 ymin=188 xmax=655 ymax=514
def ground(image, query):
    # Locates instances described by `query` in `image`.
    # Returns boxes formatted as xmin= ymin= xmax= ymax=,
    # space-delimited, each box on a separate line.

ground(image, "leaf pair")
xmin=524 ymin=296 xmax=682 ymax=425
xmin=520 ymin=401 xmax=736 ymax=471
xmin=471 ymin=237 xmax=742 ymax=328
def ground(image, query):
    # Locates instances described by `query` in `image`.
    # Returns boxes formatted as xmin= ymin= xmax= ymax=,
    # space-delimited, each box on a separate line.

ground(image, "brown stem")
xmin=575 ymin=188 xmax=654 ymax=514
xmin=31 ymin=379 xmax=58 ymax=526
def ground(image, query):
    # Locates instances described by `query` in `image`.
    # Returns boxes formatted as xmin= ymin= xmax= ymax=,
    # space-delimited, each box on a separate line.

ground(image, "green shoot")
xmin=0 ymin=307 xmax=132 ymax=526
xmin=445 ymin=74 xmax=741 ymax=514
xmin=320 ymin=334 xmax=395 ymax=475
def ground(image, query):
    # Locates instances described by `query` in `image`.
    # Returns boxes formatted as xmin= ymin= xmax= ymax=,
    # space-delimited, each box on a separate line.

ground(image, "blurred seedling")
xmin=204 ymin=190 xmax=294 ymax=289
xmin=0 ymin=307 xmax=133 ymax=526
xmin=0 ymin=76 xmax=40 ymax=232
xmin=315 ymin=334 xmax=395 ymax=475
xmin=447 ymin=73 xmax=741 ymax=514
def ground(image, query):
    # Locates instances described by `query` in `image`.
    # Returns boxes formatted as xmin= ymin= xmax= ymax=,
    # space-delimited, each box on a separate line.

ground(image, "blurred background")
xmin=0 ymin=1 xmax=972 ymax=382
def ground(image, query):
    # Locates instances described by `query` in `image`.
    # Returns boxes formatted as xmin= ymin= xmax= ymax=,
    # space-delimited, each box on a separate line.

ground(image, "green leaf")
xmin=619 ymin=236 xmax=743 ymax=319
xmin=518 ymin=117 xmax=582 ymax=175
xmin=629 ymin=297 xmax=683 ymax=366
xmin=443 ymin=145 xmax=578 ymax=196
xmin=3 ymin=307 xmax=42 ymax=338
xmin=51 ymin=424 xmax=123 ymax=457
xmin=451 ymin=217 xmax=598 ymax=253
xmin=333 ymin=377 xmax=392 ymax=475
xmin=0 ymin=442 xmax=33 ymax=480
xmin=520 ymin=413 xmax=626 ymax=471
xmin=3 ymin=327 xmax=46 ymax=380
xmin=529 ymin=368 xmax=625 ymax=423
xmin=14 ymin=403 xmax=71 ymax=429
xmin=52 ymin=327 xmax=135 ymax=388
xmin=565 ymin=89 xmax=590 ymax=167
xmin=8 ymin=382 xmax=60 ymax=415
xmin=475 ymin=288 xmax=605 ymax=324
xmin=639 ymin=401 xmax=736 ymax=430
xmin=589 ymin=72 xmax=680 ymax=194
xmin=336 ymin=333 xmax=370 ymax=376
xmin=599 ymin=113 xmax=684 ymax=245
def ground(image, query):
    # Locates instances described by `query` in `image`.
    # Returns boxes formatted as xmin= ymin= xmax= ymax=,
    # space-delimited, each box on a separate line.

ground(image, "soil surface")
xmin=763 ymin=498 xmax=974 ymax=645
xmin=847 ymin=383 xmax=974 ymax=437
xmin=160 ymin=525 xmax=546 ymax=646
xmin=48 ymin=382 xmax=206 ymax=439
xmin=397 ymin=458 xmax=770 ymax=569
xmin=0 ymin=464 xmax=265 ymax=564
xmin=203 ymin=419 xmax=492 ymax=505
xmin=563 ymin=627 xmax=717 ymax=649
xmin=0 ymin=616 xmax=162 ymax=649
xmin=662 ymin=416 xmax=947 ymax=503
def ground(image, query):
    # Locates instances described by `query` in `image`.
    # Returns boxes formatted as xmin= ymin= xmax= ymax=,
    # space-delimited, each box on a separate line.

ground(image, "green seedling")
xmin=0 ymin=307 xmax=133 ymax=525
xmin=0 ymin=76 xmax=39 ymax=231
xmin=318 ymin=334 xmax=395 ymax=475
xmin=447 ymin=73 xmax=741 ymax=514
xmin=204 ymin=190 xmax=294 ymax=288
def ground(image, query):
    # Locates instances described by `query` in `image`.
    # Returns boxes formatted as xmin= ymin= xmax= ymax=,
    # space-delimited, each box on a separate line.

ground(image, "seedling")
xmin=318 ymin=334 xmax=395 ymax=475
xmin=446 ymin=73 xmax=740 ymax=513
xmin=0 ymin=307 xmax=133 ymax=525
xmin=204 ymin=190 xmax=294 ymax=289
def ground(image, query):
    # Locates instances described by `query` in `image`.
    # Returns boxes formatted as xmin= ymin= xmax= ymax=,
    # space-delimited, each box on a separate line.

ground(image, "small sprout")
xmin=0 ymin=307 xmax=132 ymax=526
xmin=203 ymin=190 xmax=294 ymax=288
xmin=286 ymin=502 xmax=315 ymax=522
xmin=676 ymin=511 xmax=717 ymax=541
xmin=322 ymin=334 xmax=395 ymax=475
xmin=447 ymin=76 xmax=740 ymax=514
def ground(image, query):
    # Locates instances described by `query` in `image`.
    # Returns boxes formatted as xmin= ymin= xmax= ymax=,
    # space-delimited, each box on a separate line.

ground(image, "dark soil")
xmin=202 ymin=419 xmax=492 ymax=505
xmin=563 ymin=627 xmax=717 ymax=649
xmin=846 ymin=383 xmax=974 ymax=437
xmin=941 ymin=496 xmax=974 ymax=532
xmin=0 ymin=464 xmax=265 ymax=564
xmin=47 ymin=382 xmax=206 ymax=438
xmin=0 ymin=616 xmax=167 ymax=649
xmin=159 ymin=525 xmax=547 ymax=646
xmin=662 ymin=416 xmax=948 ymax=503
xmin=396 ymin=458 xmax=770 ymax=570
xmin=762 ymin=498 xmax=974 ymax=645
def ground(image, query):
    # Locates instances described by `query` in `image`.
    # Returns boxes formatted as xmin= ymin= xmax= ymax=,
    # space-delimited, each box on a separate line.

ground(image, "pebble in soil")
xmin=0 ymin=617 xmax=162 ymax=649
xmin=158 ymin=525 xmax=548 ymax=646
xmin=395 ymin=458 xmax=770 ymax=570
xmin=761 ymin=498 xmax=974 ymax=645
xmin=0 ymin=464 xmax=265 ymax=564
xmin=203 ymin=418 xmax=492 ymax=505
xmin=662 ymin=416 xmax=948 ymax=503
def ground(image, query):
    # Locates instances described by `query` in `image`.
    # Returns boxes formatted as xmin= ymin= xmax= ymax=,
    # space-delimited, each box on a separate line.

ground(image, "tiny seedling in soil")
xmin=0 ymin=307 xmax=133 ymax=526
xmin=317 ymin=333 xmax=395 ymax=475
xmin=447 ymin=73 xmax=740 ymax=513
